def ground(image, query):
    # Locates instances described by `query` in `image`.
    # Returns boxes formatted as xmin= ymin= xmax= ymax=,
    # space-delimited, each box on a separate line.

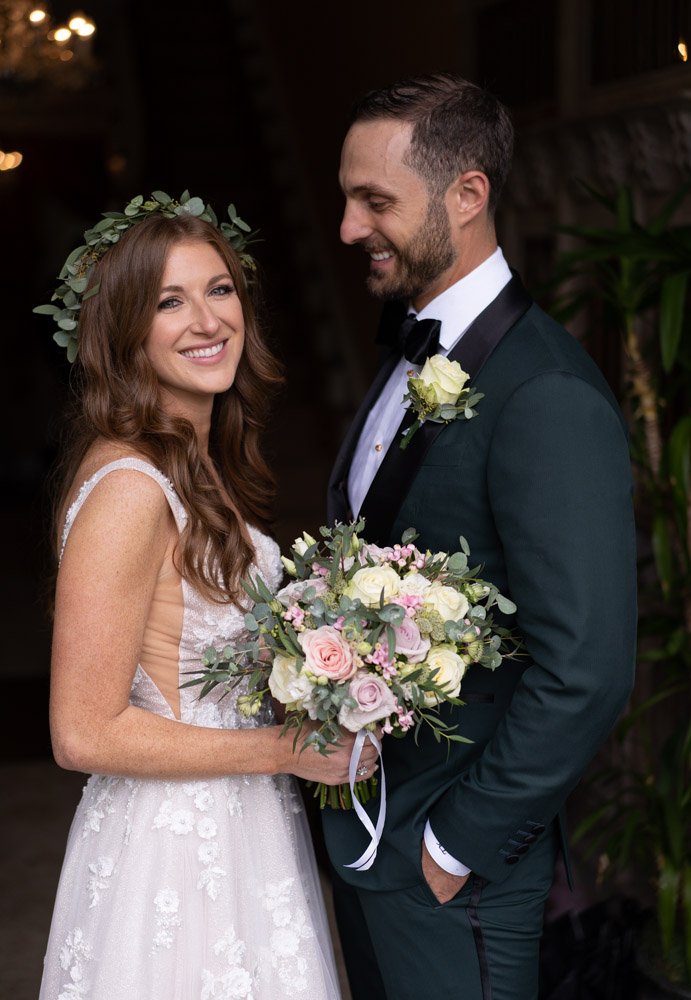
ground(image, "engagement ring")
xmin=356 ymin=765 xmax=368 ymax=776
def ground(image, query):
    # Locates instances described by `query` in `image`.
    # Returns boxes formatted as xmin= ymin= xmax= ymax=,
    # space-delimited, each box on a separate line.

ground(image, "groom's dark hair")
xmin=349 ymin=73 xmax=513 ymax=214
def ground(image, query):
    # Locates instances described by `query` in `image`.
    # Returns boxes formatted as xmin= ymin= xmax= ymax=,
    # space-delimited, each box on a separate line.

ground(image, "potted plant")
xmin=548 ymin=183 xmax=691 ymax=993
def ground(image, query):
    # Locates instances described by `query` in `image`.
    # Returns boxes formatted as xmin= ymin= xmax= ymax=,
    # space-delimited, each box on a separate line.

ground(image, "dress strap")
xmin=60 ymin=458 xmax=187 ymax=564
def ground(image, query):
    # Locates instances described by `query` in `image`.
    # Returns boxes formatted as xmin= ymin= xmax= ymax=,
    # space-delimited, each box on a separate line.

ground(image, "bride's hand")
xmin=287 ymin=723 xmax=380 ymax=785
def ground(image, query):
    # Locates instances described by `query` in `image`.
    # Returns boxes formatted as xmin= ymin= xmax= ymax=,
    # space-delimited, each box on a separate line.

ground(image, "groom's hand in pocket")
xmin=421 ymin=840 xmax=470 ymax=903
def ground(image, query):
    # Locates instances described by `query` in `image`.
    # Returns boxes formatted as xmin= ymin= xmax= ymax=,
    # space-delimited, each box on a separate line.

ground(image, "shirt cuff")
xmin=424 ymin=820 xmax=471 ymax=877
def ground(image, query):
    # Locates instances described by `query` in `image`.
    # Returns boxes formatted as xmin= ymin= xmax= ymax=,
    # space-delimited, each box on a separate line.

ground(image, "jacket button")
xmin=505 ymin=854 xmax=520 ymax=864
xmin=530 ymin=823 xmax=545 ymax=835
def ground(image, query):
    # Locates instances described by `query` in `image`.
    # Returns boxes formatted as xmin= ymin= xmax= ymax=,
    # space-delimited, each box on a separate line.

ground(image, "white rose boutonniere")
xmin=401 ymin=353 xmax=484 ymax=450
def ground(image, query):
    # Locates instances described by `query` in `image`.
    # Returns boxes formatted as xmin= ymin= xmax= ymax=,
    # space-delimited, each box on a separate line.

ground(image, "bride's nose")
xmin=190 ymin=300 xmax=221 ymax=336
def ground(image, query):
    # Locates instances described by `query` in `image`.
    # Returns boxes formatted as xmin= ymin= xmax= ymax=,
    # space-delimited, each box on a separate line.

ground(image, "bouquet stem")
xmin=306 ymin=778 xmax=378 ymax=810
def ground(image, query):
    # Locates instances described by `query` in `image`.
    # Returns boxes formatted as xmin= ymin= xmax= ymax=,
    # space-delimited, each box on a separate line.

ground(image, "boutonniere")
xmin=400 ymin=354 xmax=484 ymax=450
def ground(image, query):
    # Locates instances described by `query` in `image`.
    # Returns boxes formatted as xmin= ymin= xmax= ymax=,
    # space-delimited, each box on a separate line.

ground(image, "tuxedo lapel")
xmin=327 ymin=347 xmax=400 ymax=525
xmin=359 ymin=273 xmax=533 ymax=544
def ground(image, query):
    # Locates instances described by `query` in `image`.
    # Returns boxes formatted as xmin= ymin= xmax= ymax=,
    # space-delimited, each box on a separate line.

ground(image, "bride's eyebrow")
xmin=160 ymin=274 xmax=231 ymax=293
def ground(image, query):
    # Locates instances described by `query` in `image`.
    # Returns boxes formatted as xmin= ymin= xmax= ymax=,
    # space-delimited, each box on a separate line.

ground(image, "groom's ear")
xmin=445 ymin=171 xmax=490 ymax=229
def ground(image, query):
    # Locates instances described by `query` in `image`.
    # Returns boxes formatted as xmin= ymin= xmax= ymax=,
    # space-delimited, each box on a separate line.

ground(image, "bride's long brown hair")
xmin=54 ymin=213 xmax=283 ymax=603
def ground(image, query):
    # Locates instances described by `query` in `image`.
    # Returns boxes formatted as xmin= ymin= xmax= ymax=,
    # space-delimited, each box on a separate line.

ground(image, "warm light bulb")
xmin=0 ymin=152 xmax=23 ymax=170
xmin=54 ymin=27 xmax=72 ymax=42
xmin=60 ymin=49 xmax=73 ymax=61
xmin=29 ymin=9 xmax=47 ymax=23
xmin=78 ymin=22 xmax=95 ymax=36
xmin=679 ymin=41 xmax=688 ymax=62
xmin=68 ymin=15 xmax=85 ymax=30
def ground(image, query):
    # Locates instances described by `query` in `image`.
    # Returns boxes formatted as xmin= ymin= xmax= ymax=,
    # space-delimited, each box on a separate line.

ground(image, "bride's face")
xmin=143 ymin=240 xmax=245 ymax=416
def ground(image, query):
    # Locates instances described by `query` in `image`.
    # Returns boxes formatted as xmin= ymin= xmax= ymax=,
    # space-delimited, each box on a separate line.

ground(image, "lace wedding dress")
xmin=39 ymin=459 xmax=341 ymax=1000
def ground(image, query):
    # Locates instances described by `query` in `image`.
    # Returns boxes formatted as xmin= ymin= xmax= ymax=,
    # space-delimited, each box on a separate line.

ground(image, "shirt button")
xmin=375 ymin=444 xmax=383 ymax=452
xmin=407 ymin=369 xmax=415 ymax=377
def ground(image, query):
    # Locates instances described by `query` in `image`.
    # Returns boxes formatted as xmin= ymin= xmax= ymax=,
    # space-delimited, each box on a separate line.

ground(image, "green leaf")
xmin=682 ymin=865 xmax=691 ymax=981
xmin=53 ymin=330 xmax=71 ymax=347
xmin=658 ymin=858 xmax=681 ymax=959
xmin=495 ymin=594 xmax=517 ymax=615
xmin=151 ymin=190 xmax=172 ymax=204
xmin=378 ymin=603 xmax=405 ymax=624
xmin=652 ymin=510 xmax=674 ymax=596
xmin=57 ymin=317 xmax=78 ymax=331
xmin=401 ymin=527 xmax=418 ymax=545
xmin=446 ymin=552 xmax=467 ymax=573
xmin=33 ymin=304 xmax=60 ymax=315
xmin=244 ymin=613 xmax=258 ymax=631
xmin=458 ymin=536 xmax=470 ymax=556
xmin=66 ymin=338 xmax=78 ymax=363
xmin=659 ymin=272 xmax=687 ymax=372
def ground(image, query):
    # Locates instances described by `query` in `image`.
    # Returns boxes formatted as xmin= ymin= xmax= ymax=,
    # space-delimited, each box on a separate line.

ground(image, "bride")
xmin=37 ymin=195 xmax=377 ymax=999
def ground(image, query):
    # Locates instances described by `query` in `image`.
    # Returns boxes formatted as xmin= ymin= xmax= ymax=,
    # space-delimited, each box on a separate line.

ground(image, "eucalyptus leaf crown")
xmin=33 ymin=190 xmax=257 ymax=363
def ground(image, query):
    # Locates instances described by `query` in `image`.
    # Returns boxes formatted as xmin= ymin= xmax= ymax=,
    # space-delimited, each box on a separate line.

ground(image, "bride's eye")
xmin=158 ymin=296 xmax=182 ymax=311
xmin=210 ymin=283 xmax=234 ymax=297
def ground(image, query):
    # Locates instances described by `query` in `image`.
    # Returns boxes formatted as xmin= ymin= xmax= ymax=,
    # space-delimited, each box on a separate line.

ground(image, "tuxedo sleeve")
xmin=426 ymin=370 xmax=637 ymax=884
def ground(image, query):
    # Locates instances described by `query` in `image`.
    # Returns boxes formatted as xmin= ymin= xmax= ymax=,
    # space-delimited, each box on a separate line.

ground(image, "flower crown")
xmin=33 ymin=190 xmax=256 ymax=363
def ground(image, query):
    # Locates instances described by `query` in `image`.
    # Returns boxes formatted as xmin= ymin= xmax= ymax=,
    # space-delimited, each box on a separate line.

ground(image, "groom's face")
xmin=339 ymin=119 xmax=456 ymax=310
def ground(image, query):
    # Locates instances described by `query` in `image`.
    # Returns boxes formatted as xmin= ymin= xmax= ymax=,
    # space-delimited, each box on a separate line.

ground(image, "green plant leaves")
xmin=660 ymin=272 xmax=688 ymax=372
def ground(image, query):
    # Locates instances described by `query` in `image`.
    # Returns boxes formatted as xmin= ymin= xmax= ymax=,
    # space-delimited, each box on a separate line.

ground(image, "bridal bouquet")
xmin=184 ymin=521 xmax=520 ymax=812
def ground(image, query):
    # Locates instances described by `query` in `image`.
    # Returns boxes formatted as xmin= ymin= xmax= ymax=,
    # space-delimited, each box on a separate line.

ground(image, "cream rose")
xmin=398 ymin=571 xmax=432 ymax=598
xmin=419 ymin=354 xmax=469 ymax=406
xmin=299 ymin=626 xmax=356 ymax=681
xmin=268 ymin=654 xmax=316 ymax=714
xmin=345 ymin=564 xmax=401 ymax=607
xmin=423 ymin=584 xmax=469 ymax=622
xmin=422 ymin=645 xmax=467 ymax=706
xmin=338 ymin=673 xmax=398 ymax=732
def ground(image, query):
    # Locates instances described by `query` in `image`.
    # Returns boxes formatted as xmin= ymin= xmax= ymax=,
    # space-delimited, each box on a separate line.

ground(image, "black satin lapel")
xmin=326 ymin=347 xmax=400 ymax=525
xmin=358 ymin=274 xmax=533 ymax=545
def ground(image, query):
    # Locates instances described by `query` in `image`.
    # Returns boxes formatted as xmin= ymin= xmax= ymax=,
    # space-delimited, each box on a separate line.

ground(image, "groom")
xmin=324 ymin=74 xmax=637 ymax=999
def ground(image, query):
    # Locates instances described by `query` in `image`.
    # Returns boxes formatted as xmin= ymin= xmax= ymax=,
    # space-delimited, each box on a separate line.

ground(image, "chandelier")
xmin=0 ymin=0 xmax=97 ymax=89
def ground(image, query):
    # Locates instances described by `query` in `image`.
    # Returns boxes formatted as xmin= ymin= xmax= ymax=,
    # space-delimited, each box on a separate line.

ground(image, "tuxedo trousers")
xmin=331 ymin=821 xmax=558 ymax=1000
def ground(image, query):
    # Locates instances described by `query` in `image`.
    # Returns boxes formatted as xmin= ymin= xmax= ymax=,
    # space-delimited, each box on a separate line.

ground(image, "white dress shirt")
xmin=347 ymin=247 xmax=512 ymax=877
xmin=348 ymin=247 xmax=512 ymax=517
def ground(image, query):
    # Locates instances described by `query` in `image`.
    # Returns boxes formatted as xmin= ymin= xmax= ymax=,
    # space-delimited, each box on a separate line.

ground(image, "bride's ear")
xmin=445 ymin=171 xmax=490 ymax=228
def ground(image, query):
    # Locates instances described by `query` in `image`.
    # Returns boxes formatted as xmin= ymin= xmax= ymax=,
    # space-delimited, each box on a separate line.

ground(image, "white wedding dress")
xmin=39 ymin=459 xmax=341 ymax=1000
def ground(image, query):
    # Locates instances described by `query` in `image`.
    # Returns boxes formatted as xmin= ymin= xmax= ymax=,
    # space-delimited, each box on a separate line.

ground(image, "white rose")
xmin=424 ymin=584 xmax=469 ymax=622
xmin=419 ymin=354 xmax=469 ymax=405
xmin=268 ymin=654 xmax=316 ymax=714
xmin=398 ymin=572 xmax=431 ymax=598
xmin=292 ymin=532 xmax=317 ymax=556
xmin=345 ymin=564 xmax=400 ymax=607
xmin=276 ymin=576 xmax=328 ymax=608
xmin=422 ymin=645 xmax=467 ymax=706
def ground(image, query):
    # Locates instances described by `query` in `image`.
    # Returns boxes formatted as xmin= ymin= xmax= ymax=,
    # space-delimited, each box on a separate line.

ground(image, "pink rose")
xmin=338 ymin=673 xmax=398 ymax=732
xmin=299 ymin=626 xmax=356 ymax=681
xmin=390 ymin=616 xmax=430 ymax=664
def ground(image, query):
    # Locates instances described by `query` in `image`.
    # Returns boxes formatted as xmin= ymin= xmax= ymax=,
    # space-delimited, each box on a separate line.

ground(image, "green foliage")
xmin=553 ymin=182 xmax=691 ymax=983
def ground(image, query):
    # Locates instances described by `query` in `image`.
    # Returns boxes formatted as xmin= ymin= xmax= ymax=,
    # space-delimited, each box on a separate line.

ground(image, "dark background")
xmin=2 ymin=0 xmax=690 ymax=994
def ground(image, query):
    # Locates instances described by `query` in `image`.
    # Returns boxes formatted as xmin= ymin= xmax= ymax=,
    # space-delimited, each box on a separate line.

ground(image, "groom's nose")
xmin=340 ymin=199 xmax=372 ymax=245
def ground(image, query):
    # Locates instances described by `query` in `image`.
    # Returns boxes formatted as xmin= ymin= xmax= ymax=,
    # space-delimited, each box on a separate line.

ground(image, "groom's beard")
xmin=365 ymin=197 xmax=456 ymax=303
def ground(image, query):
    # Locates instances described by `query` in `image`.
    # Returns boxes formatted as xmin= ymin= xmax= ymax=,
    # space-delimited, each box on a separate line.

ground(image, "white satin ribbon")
xmin=344 ymin=729 xmax=386 ymax=871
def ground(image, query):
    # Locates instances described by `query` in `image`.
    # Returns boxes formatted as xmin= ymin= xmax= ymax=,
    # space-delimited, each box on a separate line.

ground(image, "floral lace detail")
xmin=152 ymin=799 xmax=196 ymax=835
xmin=183 ymin=781 xmax=215 ymax=811
xmin=226 ymin=779 xmax=244 ymax=818
xmin=81 ymin=777 xmax=118 ymax=838
xmin=201 ymin=926 xmax=255 ymax=999
xmin=258 ymin=880 xmax=314 ymax=994
xmin=197 ymin=840 xmax=227 ymax=901
xmin=86 ymin=857 xmax=114 ymax=907
xmin=151 ymin=888 xmax=182 ymax=954
xmin=58 ymin=927 xmax=93 ymax=999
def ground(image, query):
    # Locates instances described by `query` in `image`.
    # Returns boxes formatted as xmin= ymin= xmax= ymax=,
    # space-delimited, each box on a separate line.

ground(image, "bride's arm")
xmin=50 ymin=470 xmax=373 ymax=784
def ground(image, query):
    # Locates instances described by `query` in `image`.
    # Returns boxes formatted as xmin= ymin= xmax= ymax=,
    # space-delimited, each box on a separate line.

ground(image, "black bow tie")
xmin=396 ymin=315 xmax=442 ymax=365
xmin=376 ymin=302 xmax=442 ymax=365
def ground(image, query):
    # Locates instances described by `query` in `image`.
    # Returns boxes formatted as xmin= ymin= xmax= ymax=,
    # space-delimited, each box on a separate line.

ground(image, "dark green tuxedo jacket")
xmin=324 ymin=277 xmax=637 ymax=891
